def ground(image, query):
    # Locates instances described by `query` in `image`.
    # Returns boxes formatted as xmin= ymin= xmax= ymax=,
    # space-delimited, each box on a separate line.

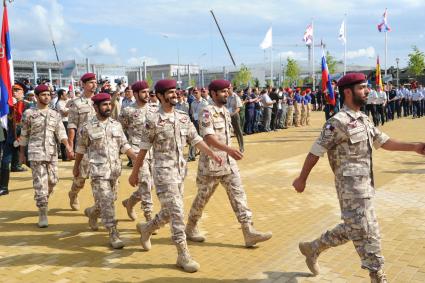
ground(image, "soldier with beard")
xmin=19 ymin=85 xmax=72 ymax=227
xmin=120 ymin=81 xmax=157 ymax=222
xmin=293 ymin=73 xmax=425 ymax=283
xmin=129 ymin=79 xmax=222 ymax=273
xmin=74 ymin=93 xmax=136 ymax=249
xmin=67 ymin=73 xmax=97 ymax=211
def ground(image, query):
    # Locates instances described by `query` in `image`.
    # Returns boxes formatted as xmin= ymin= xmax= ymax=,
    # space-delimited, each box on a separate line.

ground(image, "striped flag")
xmin=376 ymin=56 xmax=383 ymax=91
xmin=321 ymin=50 xmax=335 ymax=106
xmin=377 ymin=8 xmax=391 ymax=32
xmin=303 ymin=23 xmax=313 ymax=45
xmin=0 ymin=3 xmax=14 ymax=129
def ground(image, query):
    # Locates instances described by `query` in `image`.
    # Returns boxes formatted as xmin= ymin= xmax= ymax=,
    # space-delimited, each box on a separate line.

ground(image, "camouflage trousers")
xmin=130 ymin=158 xmax=153 ymax=213
xmin=294 ymin=104 xmax=301 ymax=126
xmin=300 ymin=105 xmax=307 ymax=126
xmin=30 ymin=161 xmax=58 ymax=208
xmin=91 ymin=179 xmax=118 ymax=228
xmin=313 ymin=198 xmax=384 ymax=272
xmin=188 ymin=170 xmax=253 ymax=225
xmin=149 ymin=183 xmax=186 ymax=245
xmin=71 ymin=153 xmax=90 ymax=194
xmin=286 ymin=106 xmax=294 ymax=127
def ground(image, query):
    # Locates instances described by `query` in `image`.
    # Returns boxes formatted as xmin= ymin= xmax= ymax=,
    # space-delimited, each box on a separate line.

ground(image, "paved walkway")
xmin=0 ymin=112 xmax=424 ymax=282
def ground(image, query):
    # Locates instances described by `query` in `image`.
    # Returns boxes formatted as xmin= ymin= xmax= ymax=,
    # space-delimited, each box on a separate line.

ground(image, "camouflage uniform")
xmin=20 ymin=108 xmax=67 ymax=208
xmin=188 ymin=105 xmax=253 ymax=225
xmin=76 ymin=116 xmax=131 ymax=228
xmin=119 ymin=104 xmax=158 ymax=217
xmin=308 ymin=105 xmax=390 ymax=272
xmin=67 ymin=96 xmax=96 ymax=195
xmin=139 ymin=107 xmax=202 ymax=245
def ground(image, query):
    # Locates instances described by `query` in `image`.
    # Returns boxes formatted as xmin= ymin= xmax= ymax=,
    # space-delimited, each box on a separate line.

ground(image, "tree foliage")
xmin=232 ymin=65 xmax=253 ymax=88
xmin=285 ymin=58 xmax=300 ymax=87
xmin=326 ymin=51 xmax=338 ymax=74
xmin=408 ymin=46 xmax=425 ymax=76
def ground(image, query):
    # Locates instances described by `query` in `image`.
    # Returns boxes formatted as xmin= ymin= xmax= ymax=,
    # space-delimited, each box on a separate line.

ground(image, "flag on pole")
xmin=377 ymin=8 xmax=391 ymax=32
xmin=338 ymin=20 xmax=346 ymax=44
xmin=376 ymin=56 xmax=384 ymax=91
xmin=0 ymin=3 xmax=14 ymax=130
xmin=321 ymin=50 xmax=335 ymax=106
xmin=303 ymin=23 xmax=313 ymax=45
xmin=260 ymin=27 xmax=272 ymax=49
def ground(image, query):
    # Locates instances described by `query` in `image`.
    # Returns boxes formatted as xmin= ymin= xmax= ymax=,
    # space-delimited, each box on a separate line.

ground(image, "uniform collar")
xmin=158 ymin=107 xmax=175 ymax=122
xmin=212 ymin=104 xmax=225 ymax=114
xmin=342 ymin=105 xmax=364 ymax=120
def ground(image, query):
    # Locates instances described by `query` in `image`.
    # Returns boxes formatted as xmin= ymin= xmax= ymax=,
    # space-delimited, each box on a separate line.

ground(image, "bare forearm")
xmin=298 ymin=153 xmax=320 ymax=181
xmin=132 ymin=149 xmax=147 ymax=172
xmin=68 ymin=129 xmax=75 ymax=145
xmin=381 ymin=138 xmax=418 ymax=152
xmin=195 ymin=141 xmax=215 ymax=158
xmin=204 ymin=135 xmax=231 ymax=152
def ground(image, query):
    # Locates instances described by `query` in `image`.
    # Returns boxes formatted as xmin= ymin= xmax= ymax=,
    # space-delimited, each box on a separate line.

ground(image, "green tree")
xmin=408 ymin=46 xmax=425 ymax=77
xmin=189 ymin=78 xmax=197 ymax=87
xmin=146 ymin=73 xmax=153 ymax=89
xmin=326 ymin=51 xmax=338 ymax=74
xmin=253 ymin=78 xmax=260 ymax=88
xmin=285 ymin=58 xmax=300 ymax=87
xmin=232 ymin=65 xmax=253 ymax=89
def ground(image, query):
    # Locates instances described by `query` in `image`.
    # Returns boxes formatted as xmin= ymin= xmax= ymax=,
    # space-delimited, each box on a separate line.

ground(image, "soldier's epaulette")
xmin=175 ymin=109 xmax=188 ymax=115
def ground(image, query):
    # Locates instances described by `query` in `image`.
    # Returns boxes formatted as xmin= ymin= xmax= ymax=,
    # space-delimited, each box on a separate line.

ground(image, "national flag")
xmin=0 ymin=3 xmax=14 ymax=130
xmin=376 ymin=56 xmax=383 ymax=91
xmin=338 ymin=20 xmax=346 ymax=44
xmin=303 ymin=23 xmax=313 ymax=45
xmin=321 ymin=50 xmax=335 ymax=106
xmin=260 ymin=27 xmax=272 ymax=49
xmin=377 ymin=8 xmax=391 ymax=32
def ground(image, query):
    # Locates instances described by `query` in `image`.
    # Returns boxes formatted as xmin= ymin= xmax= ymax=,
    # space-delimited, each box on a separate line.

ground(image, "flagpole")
xmin=344 ymin=14 xmax=347 ymax=75
xmin=270 ymin=44 xmax=273 ymax=87
xmin=384 ymin=31 xmax=387 ymax=75
xmin=312 ymin=19 xmax=315 ymax=91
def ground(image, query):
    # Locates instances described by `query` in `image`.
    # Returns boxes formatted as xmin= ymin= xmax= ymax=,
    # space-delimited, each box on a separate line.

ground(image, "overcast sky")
xmin=5 ymin=0 xmax=425 ymax=69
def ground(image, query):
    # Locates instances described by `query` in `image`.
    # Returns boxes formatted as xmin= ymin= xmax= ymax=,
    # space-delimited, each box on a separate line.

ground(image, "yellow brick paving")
xmin=0 ymin=111 xmax=424 ymax=283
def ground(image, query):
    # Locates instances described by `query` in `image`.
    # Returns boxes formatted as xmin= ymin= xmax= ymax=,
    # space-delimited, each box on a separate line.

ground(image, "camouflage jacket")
xmin=310 ymin=105 xmax=390 ymax=199
xmin=67 ymin=95 xmax=96 ymax=131
xmin=140 ymin=107 xmax=202 ymax=187
xmin=197 ymin=104 xmax=237 ymax=176
xmin=20 ymin=108 xmax=67 ymax=161
xmin=76 ymin=116 xmax=131 ymax=180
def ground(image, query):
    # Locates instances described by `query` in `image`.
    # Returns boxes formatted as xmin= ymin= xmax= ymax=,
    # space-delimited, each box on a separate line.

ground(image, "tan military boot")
xmin=68 ymin=191 xmax=80 ymax=211
xmin=84 ymin=206 xmax=99 ymax=231
xmin=299 ymin=241 xmax=320 ymax=276
xmin=108 ymin=226 xmax=124 ymax=249
xmin=369 ymin=269 xmax=387 ymax=283
xmin=38 ymin=207 xmax=48 ymax=228
xmin=122 ymin=196 xmax=139 ymax=221
xmin=143 ymin=212 xmax=157 ymax=235
xmin=176 ymin=242 xmax=200 ymax=273
xmin=241 ymin=223 xmax=272 ymax=247
xmin=136 ymin=221 xmax=155 ymax=250
xmin=185 ymin=221 xmax=205 ymax=242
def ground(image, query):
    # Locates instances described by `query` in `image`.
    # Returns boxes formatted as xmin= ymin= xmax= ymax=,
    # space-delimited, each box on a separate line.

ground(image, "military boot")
xmin=369 ymin=269 xmax=387 ymax=283
xmin=185 ymin=221 xmax=205 ymax=242
xmin=143 ymin=212 xmax=157 ymax=235
xmin=108 ymin=226 xmax=124 ymax=249
xmin=176 ymin=242 xmax=200 ymax=273
xmin=121 ymin=196 xmax=139 ymax=221
xmin=38 ymin=206 xmax=48 ymax=228
xmin=241 ymin=223 xmax=272 ymax=247
xmin=84 ymin=206 xmax=100 ymax=231
xmin=136 ymin=221 xmax=158 ymax=251
xmin=68 ymin=190 xmax=80 ymax=211
xmin=299 ymin=239 xmax=329 ymax=276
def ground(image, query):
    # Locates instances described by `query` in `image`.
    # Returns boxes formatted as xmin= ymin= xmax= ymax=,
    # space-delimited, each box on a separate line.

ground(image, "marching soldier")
xmin=129 ymin=79 xmax=222 ymax=273
xmin=119 ymin=80 xmax=157 ymax=221
xmin=294 ymin=88 xmax=302 ymax=127
xmin=285 ymin=89 xmax=295 ymax=127
xmin=185 ymin=79 xmax=272 ymax=248
xmin=74 ymin=93 xmax=136 ymax=249
xmin=19 ymin=85 xmax=72 ymax=227
xmin=292 ymin=73 xmax=425 ymax=282
xmin=67 ymin=73 xmax=97 ymax=210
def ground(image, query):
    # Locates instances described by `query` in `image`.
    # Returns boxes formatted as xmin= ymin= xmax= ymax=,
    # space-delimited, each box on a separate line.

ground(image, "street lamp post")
xmin=396 ymin=57 xmax=400 ymax=88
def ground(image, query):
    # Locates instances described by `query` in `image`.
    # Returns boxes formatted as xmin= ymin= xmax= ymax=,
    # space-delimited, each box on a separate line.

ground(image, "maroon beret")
xmin=131 ymin=80 xmax=149 ymax=92
xmin=155 ymin=79 xmax=176 ymax=93
xmin=337 ymin=73 xmax=367 ymax=87
xmin=208 ymin=79 xmax=231 ymax=91
xmin=80 ymin=73 xmax=96 ymax=83
xmin=91 ymin=93 xmax=111 ymax=103
xmin=34 ymin=84 xmax=50 ymax=95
